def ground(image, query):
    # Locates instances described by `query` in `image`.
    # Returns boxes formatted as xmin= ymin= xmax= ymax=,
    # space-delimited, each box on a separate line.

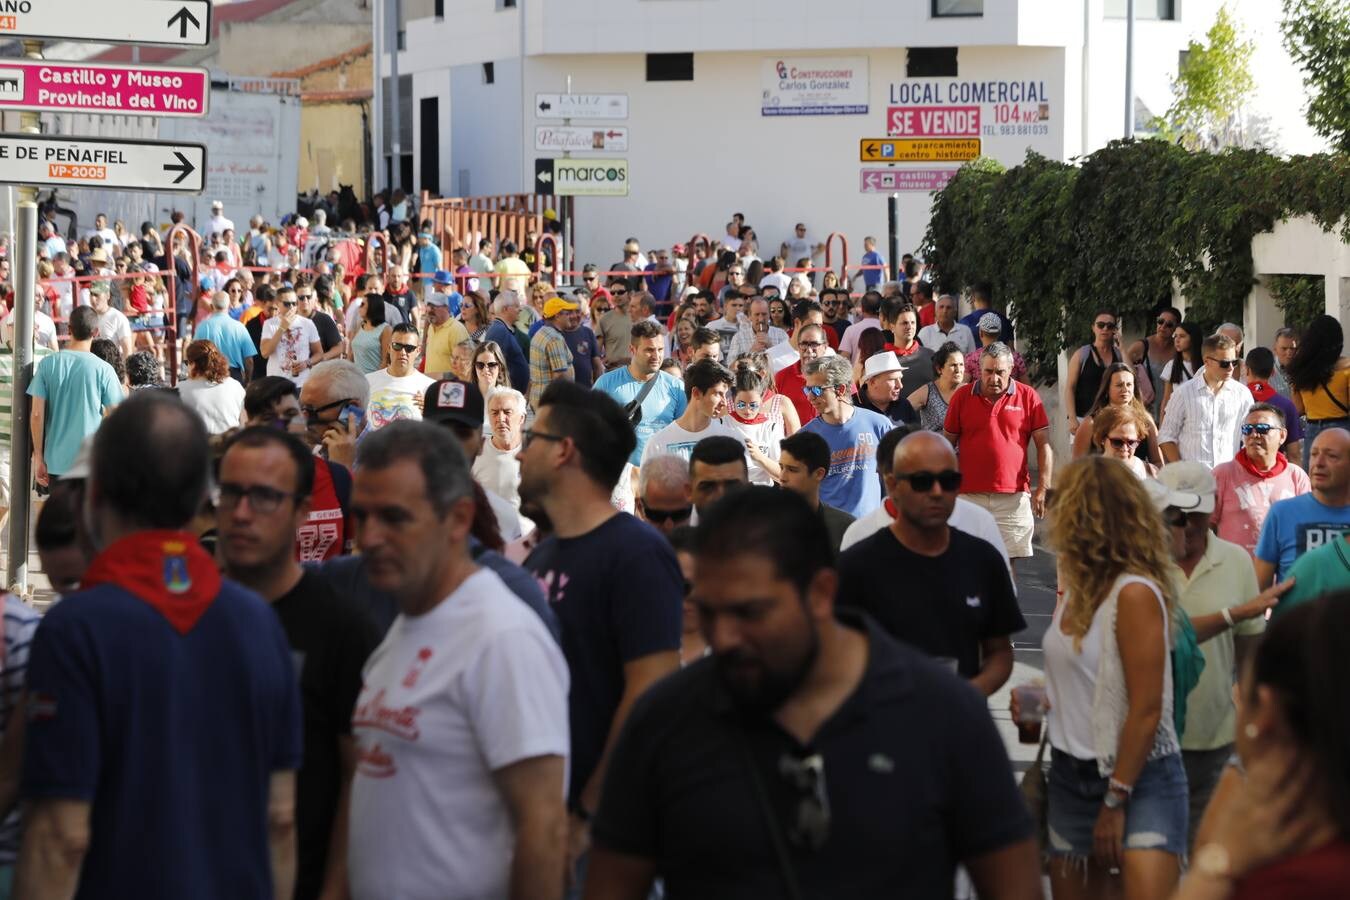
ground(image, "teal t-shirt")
xmin=28 ymin=351 xmax=122 ymax=477
xmin=1275 ymin=537 xmax=1350 ymax=619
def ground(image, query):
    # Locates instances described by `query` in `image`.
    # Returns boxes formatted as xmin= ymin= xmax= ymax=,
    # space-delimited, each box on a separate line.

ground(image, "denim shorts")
xmin=1046 ymin=749 xmax=1188 ymax=858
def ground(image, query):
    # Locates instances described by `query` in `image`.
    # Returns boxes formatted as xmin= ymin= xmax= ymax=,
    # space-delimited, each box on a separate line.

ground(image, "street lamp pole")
xmin=1124 ymin=0 xmax=1136 ymax=137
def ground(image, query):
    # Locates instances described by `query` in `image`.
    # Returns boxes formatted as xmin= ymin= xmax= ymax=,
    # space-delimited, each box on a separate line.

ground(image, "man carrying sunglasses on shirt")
xmin=1158 ymin=332 xmax=1253 ymax=468
xmin=583 ymin=486 xmax=1040 ymax=900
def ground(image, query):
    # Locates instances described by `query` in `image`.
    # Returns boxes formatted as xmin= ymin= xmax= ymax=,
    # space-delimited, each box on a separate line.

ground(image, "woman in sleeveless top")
xmin=732 ymin=353 xmax=799 ymax=436
xmin=1159 ymin=322 xmax=1204 ymax=427
xmin=1064 ymin=308 xmax=1122 ymax=437
xmin=1034 ymin=457 xmax=1187 ymax=898
xmin=906 ymin=341 xmax=965 ymax=433
xmin=1070 ymin=363 xmax=1162 ymax=467
xmin=1287 ymin=314 xmax=1350 ymax=471
xmin=1128 ymin=306 xmax=1181 ymax=423
xmin=348 ymin=292 xmax=391 ymax=374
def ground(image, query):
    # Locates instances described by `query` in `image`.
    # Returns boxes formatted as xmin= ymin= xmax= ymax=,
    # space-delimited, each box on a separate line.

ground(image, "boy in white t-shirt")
xmin=641 ymin=357 xmax=742 ymax=464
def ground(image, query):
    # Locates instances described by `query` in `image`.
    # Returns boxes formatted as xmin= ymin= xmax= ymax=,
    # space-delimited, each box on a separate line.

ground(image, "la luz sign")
xmin=0 ymin=60 xmax=209 ymax=117
xmin=535 ymin=93 xmax=628 ymax=120
xmin=0 ymin=134 xmax=206 ymax=193
xmin=0 ymin=0 xmax=212 ymax=46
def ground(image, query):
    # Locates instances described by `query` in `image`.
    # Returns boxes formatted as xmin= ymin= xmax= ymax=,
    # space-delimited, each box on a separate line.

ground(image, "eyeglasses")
xmin=1094 ymin=321 xmax=1118 ymax=331
xmin=301 ymin=397 xmax=354 ymax=420
xmin=893 ymin=469 xmax=962 ymax=492
xmin=821 ymin=299 xmax=839 ymax=307
xmin=798 ymin=340 xmax=826 ymax=350
xmin=639 ymin=500 xmax=692 ymax=525
xmin=1241 ymin=422 xmax=1279 ymax=436
xmin=734 ymin=400 xmax=761 ymax=412
xmin=779 ymin=753 xmax=830 ymax=851
xmin=216 ymin=482 xmax=300 ymax=515
xmin=1207 ymin=357 xmax=1238 ymax=369
xmin=391 ymin=341 xmax=419 ymax=353
xmin=475 ymin=360 xmax=500 ymax=371
xmin=802 ymin=385 xmax=830 ymax=398
xmin=522 ymin=428 xmax=565 ymax=449
xmin=1156 ymin=317 xmax=1178 ymax=328
xmin=1107 ymin=436 xmax=1140 ymax=451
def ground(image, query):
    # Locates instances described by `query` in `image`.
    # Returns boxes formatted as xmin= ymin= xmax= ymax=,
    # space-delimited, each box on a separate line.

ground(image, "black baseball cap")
xmin=422 ymin=378 xmax=484 ymax=429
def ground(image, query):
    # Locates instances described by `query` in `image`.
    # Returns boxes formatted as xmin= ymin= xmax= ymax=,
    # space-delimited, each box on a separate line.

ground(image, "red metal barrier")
xmin=823 ymin=232 xmax=849 ymax=284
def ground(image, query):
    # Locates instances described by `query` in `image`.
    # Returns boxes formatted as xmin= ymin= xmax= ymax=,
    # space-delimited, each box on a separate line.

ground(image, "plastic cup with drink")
xmin=1011 ymin=681 xmax=1047 ymax=745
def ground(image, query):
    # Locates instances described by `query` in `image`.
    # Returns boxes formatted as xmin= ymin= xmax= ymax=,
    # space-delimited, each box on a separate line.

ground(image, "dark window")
xmin=1105 ymin=0 xmax=1176 ymax=19
xmin=647 ymin=53 xmax=694 ymax=82
xmin=498 ymin=0 xmax=517 ymax=8
xmin=932 ymin=0 xmax=982 ymax=16
xmin=396 ymin=30 xmax=406 ymax=51
xmin=420 ymin=97 xmax=440 ymax=196
xmin=434 ymin=0 xmax=444 ymax=18
xmin=483 ymin=62 xmax=495 ymax=84
xmin=907 ymin=48 xmax=958 ymax=78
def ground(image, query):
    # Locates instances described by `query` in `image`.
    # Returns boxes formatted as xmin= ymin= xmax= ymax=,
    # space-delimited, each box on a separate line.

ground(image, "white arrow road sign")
xmin=535 ymin=93 xmax=628 ymax=120
xmin=534 ymin=125 xmax=629 ymax=153
xmin=0 ymin=0 xmax=213 ymax=47
xmin=0 ymin=134 xmax=206 ymax=193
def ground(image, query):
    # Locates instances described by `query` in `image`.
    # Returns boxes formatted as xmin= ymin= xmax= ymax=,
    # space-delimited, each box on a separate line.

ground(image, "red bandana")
xmin=1235 ymin=448 xmax=1287 ymax=480
xmin=885 ymin=342 xmax=922 ymax=357
xmin=730 ymin=409 xmax=768 ymax=425
xmin=82 ymin=530 xmax=222 ymax=635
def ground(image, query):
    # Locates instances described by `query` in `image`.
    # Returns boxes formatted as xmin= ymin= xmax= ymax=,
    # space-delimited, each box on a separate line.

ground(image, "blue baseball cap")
xmin=432 ymin=269 xmax=455 ymax=286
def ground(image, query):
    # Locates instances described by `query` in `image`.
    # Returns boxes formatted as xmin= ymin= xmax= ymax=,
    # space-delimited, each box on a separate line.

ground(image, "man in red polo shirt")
xmin=773 ymin=321 xmax=830 ymax=426
xmin=944 ymin=342 xmax=1053 ymax=573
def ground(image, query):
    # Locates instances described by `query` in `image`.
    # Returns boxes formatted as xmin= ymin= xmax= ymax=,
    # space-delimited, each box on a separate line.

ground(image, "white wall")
xmin=515 ymin=46 xmax=1067 ymax=270
xmin=449 ymin=58 xmax=525 ymax=198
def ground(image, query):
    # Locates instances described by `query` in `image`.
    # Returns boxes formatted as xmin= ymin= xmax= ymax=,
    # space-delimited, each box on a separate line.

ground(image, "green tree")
xmin=1281 ymin=0 xmax=1350 ymax=153
xmin=1154 ymin=6 xmax=1257 ymax=150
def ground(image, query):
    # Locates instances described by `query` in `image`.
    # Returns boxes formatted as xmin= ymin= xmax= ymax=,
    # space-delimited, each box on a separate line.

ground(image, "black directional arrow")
xmin=167 ymin=6 xmax=201 ymax=39
xmin=539 ymin=101 xmax=551 ymax=112
xmin=163 ymin=150 xmax=195 ymax=185
xmin=864 ymin=142 xmax=878 ymax=158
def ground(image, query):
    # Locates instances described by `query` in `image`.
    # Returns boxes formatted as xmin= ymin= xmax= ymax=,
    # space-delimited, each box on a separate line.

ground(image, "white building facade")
xmin=385 ymin=0 xmax=1324 ymax=271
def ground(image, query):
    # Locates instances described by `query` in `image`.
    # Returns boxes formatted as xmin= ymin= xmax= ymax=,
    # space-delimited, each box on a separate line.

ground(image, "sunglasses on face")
xmin=1107 ymin=436 xmax=1140 ymax=451
xmin=1156 ymin=317 xmax=1178 ymax=328
xmin=1164 ymin=507 xmax=1189 ymax=529
xmin=802 ymin=385 xmax=830 ymax=398
xmin=1207 ymin=357 xmax=1238 ymax=369
xmin=734 ymin=400 xmax=761 ymax=412
xmin=894 ymin=469 xmax=963 ymax=493
xmin=281 ymin=300 xmax=297 ymax=308
xmin=611 ymin=288 xmax=628 ymax=295
xmin=640 ymin=501 xmax=692 ymax=525
xmin=391 ymin=341 xmax=419 ymax=353
xmin=1242 ymin=422 xmax=1278 ymax=436
xmin=475 ymin=360 xmax=500 ymax=371
xmin=301 ymin=397 xmax=354 ymax=420
xmin=1094 ymin=321 xmax=1118 ymax=331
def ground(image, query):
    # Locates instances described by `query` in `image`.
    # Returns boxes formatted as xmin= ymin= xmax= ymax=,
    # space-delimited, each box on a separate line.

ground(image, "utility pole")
xmin=1124 ymin=0 xmax=1136 ymax=137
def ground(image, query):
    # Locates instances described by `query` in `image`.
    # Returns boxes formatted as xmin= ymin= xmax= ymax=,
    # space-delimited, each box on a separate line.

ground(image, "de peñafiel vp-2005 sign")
xmin=762 ymin=57 xmax=868 ymax=117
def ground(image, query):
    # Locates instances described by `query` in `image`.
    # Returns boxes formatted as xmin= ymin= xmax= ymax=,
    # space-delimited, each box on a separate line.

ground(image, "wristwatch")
xmin=1193 ymin=843 xmax=1233 ymax=880
xmin=1102 ymin=786 xmax=1129 ymax=810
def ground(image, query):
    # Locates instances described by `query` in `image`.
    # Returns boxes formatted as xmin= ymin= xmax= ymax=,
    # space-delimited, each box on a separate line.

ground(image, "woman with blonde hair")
xmin=1036 ymin=456 xmax=1187 ymax=899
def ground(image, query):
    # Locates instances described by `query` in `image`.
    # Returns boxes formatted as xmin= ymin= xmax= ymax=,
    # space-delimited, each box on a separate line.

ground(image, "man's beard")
xmin=714 ymin=625 xmax=819 ymax=714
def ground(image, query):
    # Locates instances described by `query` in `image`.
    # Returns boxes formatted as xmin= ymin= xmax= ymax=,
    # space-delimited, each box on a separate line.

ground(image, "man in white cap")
xmin=1148 ymin=461 xmax=1292 ymax=848
xmin=857 ymin=350 xmax=918 ymax=425
xmin=205 ymin=201 xmax=234 ymax=238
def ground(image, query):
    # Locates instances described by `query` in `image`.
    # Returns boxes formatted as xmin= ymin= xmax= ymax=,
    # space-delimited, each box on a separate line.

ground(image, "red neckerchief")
xmin=81 ymin=530 xmax=222 ymax=635
xmin=885 ymin=341 xmax=922 ymax=357
xmin=1235 ymin=448 xmax=1287 ymax=480
xmin=1248 ymin=380 xmax=1276 ymax=402
xmin=730 ymin=408 xmax=768 ymax=425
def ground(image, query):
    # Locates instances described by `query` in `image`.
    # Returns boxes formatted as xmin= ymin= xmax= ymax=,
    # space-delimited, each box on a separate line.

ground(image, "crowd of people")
xmin=0 ymin=200 xmax=1346 ymax=900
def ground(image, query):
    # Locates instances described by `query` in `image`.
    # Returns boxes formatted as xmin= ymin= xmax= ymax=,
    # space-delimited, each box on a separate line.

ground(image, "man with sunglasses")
xmin=261 ymin=285 xmax=324 ymax=386
xmin=818 ymin=287 xmax=851 ymax=343
xmin=365 ymin=323 xmax=434 ymax=429
xmin=799 ymin=354 xmax=893 ymax=518
xmin=635 ymin=454 xmax=692 ymax=536
xmin=217 ymin=427 xmax=380 ymax=900
xmin=585 ymin=486 xmax=1040 ymax=900
xmin=1212 ymin=404 xmax=1311 ymax=559
xmin=1158 ymin=332 xmax=1252 ymax=467
xmin=839 ymin=429 xmax=1023 ymax=697
xmin=597 ymin=281 xmax=634 ymax=371
xmin=1149 ymin=462 xmax=1292 ymax=849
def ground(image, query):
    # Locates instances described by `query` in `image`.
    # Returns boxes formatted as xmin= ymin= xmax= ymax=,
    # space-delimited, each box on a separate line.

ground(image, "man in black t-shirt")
xmin=217 ymin=426 xmax=380 ymax=900
xmin=837 ymin=430 xmax=1024 ymax=695
xmin=586 ymin=487 xmax=1040 ymax=899
xmin=298 ymin=277 xmax=343 ymax=362
xmin=519 ymin=381 xmax=683 ymax=894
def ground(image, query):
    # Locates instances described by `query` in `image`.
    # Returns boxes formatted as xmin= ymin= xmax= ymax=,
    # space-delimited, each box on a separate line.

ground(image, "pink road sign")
xmin=860 ymin=168 xmax=959 ymax=193
xmin=0 ymin=59 xmax=209 ymax=118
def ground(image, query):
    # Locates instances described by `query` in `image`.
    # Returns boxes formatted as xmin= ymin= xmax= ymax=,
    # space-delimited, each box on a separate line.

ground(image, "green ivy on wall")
xmin=1268 ymin=274 xmax=1326 ymax=331
xmin=920 ymin=140 xmax=1350 ymax=382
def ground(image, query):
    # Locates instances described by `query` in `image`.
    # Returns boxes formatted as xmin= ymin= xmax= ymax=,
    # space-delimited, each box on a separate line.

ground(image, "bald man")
xmin=1255 ymin=426 xmax=1350 ymax=589
xmin=835 ymin=431 xmax=1025 ymax=695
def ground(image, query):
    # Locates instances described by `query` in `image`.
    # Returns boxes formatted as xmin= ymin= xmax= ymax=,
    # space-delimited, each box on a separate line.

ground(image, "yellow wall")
xmin=299 ymin=102 xmax=368 ymax=198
